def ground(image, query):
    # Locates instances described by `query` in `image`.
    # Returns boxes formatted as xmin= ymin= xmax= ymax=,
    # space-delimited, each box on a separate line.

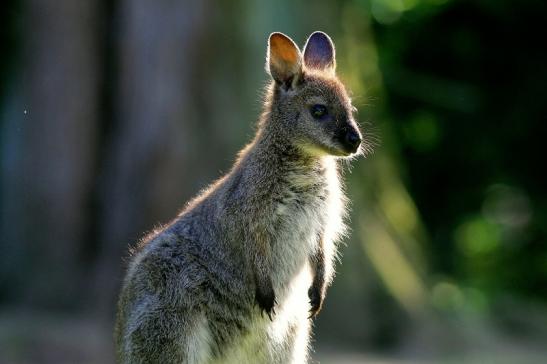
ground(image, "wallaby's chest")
xmin=268 ymin=165 xmax=335 ymax=290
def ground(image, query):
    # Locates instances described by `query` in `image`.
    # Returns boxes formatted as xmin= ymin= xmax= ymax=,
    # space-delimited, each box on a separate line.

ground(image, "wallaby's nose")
xmin=344 ymin=129 xmax=361 ymax=153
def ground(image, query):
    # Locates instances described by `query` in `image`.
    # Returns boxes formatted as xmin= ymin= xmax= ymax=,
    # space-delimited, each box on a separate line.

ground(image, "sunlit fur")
xmin=114 ymin=31 xmax=363 ymax=363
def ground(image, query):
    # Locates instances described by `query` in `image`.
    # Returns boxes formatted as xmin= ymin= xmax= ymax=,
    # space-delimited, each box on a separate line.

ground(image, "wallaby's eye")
xmin=310 ymin=104 xmax=328 ymax=119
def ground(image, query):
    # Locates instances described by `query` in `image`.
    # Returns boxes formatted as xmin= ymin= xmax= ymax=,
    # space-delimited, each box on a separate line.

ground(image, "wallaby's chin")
xmin=331 ymin=145 xmax=359 ymax=158
xmin=299 ymin=142 xmax=356 ymax=158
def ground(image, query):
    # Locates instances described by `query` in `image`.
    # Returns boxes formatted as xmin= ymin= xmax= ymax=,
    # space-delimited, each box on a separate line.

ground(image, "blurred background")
xmin=1 ymin=0 xmax=546 ymax=363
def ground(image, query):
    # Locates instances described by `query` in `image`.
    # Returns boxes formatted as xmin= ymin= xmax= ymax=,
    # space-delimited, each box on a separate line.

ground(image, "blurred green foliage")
xmin=373 ymin=0 xmax=547 ymax=304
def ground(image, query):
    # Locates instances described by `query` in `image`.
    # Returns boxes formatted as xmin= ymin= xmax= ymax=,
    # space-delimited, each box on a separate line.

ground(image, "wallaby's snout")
xmin=341 ymin=126 xmax=361 ymax=154
xmin=333 ymin=116 xmax=361 ymax=155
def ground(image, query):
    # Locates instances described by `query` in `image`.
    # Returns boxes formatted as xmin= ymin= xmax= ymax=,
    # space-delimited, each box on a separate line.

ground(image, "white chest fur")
xmin=209 ymin=159 xmax=345 ymax=364
xmin=271 ymin=157 xmax=344 ymax=296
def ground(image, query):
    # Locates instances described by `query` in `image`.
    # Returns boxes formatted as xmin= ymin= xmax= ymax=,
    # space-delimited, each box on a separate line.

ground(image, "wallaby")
xmin=115 ymin=31 xmax=364 ymax=364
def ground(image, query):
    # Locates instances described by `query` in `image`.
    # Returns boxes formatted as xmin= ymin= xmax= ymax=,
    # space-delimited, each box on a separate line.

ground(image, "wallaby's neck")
xmin=251 ymin=112 xmax=321 ymax=172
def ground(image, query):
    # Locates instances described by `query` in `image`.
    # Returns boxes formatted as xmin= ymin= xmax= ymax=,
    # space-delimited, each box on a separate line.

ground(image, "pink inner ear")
xmin=304 ymin=32 xmax=335 ymax=71
xmin=270 ymin=33 xmax=299 ymax=64
xmin=268 ymin=33 xmax=302 ymax=86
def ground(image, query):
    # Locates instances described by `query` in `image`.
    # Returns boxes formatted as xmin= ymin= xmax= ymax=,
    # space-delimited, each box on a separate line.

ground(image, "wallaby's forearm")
xmin=308 ymin=233 xmax=328 ymax=318
xmin=249 ymin=230 xmax=277 ymax=320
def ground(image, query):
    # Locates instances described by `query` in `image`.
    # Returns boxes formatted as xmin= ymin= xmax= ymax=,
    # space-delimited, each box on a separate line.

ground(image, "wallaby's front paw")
xmin=308 ymin=285 xmax=325 ymax=319
xmin=255 ymin=286 xmax=277 ymax=321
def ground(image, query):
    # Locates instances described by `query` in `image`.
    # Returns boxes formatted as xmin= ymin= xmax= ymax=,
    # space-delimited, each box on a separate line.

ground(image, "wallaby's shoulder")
xmin=124 ymin=229 xmax=187 ymax=284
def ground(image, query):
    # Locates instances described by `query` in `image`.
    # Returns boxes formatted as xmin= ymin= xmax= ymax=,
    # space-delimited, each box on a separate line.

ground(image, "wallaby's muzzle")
xmin=337 ymin=126 xmax=361 ymax=155
xmin=344 ymin=129 xmax=361 ymax=152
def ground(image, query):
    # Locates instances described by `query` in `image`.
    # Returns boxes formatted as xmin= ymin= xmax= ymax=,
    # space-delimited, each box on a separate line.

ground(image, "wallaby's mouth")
xmin=325 ymin=143 xmax=359 ymax=157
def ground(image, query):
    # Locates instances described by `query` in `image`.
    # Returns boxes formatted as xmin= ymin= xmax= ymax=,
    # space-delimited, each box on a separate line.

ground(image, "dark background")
xmin=1 ymin=0 xmax=546 ymax=362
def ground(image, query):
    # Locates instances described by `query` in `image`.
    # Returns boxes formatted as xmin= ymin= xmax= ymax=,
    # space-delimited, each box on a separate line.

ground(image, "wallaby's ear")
xmin=267 ymin=32 xmax=302 ymax=89
xmin=303 ymin=31 xmax=336 ymax=75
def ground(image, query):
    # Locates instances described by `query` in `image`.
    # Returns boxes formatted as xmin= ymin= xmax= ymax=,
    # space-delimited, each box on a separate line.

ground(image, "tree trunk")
xmin=0 ymin=0 xmax=100 ymax=308
xmin=93 ymin=0 xmax=209 ymax=316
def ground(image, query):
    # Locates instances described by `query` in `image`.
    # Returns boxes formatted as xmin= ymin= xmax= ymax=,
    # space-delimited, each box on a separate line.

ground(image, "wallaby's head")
xmin=265 ymin=31 xmax=362 ymax=157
